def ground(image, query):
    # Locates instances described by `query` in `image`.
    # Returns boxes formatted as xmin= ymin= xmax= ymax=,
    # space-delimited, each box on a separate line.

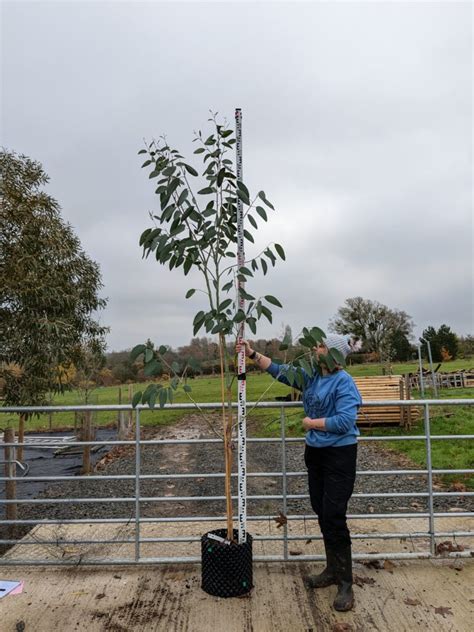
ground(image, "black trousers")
xmin=304 ymin=443 xmax=357 ymax=548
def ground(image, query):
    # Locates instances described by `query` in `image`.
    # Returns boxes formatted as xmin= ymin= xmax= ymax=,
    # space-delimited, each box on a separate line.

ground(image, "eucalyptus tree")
xmin=0 ymin=150 xmax=108 ymax=454
xmin=131 ymin=114 xmax=286 ymax=536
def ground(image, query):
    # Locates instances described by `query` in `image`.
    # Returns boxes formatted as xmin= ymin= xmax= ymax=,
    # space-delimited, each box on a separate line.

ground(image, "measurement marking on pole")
xmin=235 ymin=107 xmax=247 ymax=544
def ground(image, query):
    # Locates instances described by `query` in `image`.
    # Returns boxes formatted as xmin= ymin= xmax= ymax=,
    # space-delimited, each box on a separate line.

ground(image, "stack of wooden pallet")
xmin=354 ymin=375 xmax=418 ymax=427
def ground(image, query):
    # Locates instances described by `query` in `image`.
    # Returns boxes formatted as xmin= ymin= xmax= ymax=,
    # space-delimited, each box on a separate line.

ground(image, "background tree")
xmin=0 ymin=150 xmax=108 ymax=454
xmin=421 ymin=324 xmax=459 ymax=362
xmin=457 ymin=335 xmax=474 ymax=360
xmin=388 ymin=330 xmax=414 ymax=362
xmin=330 ymin=296 xmax=414 ymax=359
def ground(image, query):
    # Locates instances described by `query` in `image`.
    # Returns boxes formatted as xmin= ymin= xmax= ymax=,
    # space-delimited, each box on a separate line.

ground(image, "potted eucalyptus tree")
xmin=130 ymin=113 xmax=286 ymax=597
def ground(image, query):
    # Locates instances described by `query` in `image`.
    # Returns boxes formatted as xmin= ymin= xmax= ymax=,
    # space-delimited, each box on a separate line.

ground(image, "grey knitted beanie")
xmin=323 ymin=334 xmax=360 ymax=358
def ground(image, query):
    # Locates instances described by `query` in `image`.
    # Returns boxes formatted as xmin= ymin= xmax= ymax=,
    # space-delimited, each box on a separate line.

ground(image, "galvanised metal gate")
xmin=1 ymin=400 xmax=472 ymax=566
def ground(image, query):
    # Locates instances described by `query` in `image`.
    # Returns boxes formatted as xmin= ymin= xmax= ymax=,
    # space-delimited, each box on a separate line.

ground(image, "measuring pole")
xmin=235 ymin=107 xmax=247 ymax=544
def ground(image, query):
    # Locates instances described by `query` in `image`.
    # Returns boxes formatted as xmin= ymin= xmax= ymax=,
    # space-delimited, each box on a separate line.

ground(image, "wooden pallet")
xmin=354 ymin=375 xmax=418 ymax=427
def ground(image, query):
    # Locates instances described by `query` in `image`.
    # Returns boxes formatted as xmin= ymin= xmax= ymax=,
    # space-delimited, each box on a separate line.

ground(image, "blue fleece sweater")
xmin=267 ymin=362 xmax=362 ymax=448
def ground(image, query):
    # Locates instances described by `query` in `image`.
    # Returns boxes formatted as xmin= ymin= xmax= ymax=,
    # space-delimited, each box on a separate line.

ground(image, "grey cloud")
xmin=2 ymin=1 xmax=472 ymax=350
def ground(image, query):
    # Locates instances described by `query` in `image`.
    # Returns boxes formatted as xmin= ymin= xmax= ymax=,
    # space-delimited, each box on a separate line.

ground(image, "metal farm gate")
xmin=1 ymin=400 xmax=473 ymax=566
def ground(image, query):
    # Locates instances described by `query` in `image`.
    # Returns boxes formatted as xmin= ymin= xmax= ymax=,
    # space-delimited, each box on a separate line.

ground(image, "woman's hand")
xmin=302 ymin=416 xmax=326 ymax=431
xmin=236 ymin=339 xmax=253 ymax=357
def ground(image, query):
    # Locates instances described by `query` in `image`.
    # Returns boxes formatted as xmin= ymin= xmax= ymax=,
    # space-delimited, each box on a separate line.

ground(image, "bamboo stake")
xmin=219 ymin=333 xmax=233 ymax=540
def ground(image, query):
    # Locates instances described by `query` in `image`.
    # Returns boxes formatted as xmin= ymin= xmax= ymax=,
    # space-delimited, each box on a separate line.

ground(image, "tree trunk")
xmin=81 ymin=411 xmax=92 ymax=475
xmin=17 ymin=414 xmax=25 ymax=462
xmin=4 ymin=427 xmax=17 ymax=537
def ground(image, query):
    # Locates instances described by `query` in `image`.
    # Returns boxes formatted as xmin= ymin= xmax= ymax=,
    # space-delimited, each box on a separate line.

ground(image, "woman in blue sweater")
xmin=239 ymin=334 xmax=362 ymax=612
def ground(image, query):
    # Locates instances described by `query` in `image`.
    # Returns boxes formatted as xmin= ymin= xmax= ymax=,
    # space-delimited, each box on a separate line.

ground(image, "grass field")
xmin=2 ymin=359 xmax=472 ymax=488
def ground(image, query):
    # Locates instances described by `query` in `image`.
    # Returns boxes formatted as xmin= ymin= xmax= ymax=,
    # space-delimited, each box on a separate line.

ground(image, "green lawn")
xmin=2 ymin=360 xmax=472 ymax=488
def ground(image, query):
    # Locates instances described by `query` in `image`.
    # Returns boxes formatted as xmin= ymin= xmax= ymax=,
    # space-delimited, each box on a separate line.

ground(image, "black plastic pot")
xmin=201 ymin=528 xmax=253 ymax=597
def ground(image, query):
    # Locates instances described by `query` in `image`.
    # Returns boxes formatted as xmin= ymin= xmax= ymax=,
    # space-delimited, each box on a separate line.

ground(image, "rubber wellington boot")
xmin=332 ymin=545 xmax=354 ymax=611
xmin=305 ymin=542 xmax=337 ymax=588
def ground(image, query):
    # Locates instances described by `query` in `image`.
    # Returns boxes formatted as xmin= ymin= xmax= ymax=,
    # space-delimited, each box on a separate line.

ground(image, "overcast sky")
xmin=2 ymin=1 xmax=472 ymax=351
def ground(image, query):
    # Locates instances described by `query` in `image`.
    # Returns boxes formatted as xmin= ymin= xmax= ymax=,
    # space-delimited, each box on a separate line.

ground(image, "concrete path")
xmin=1 ymin=517 xmax=473 ymax=631
xmin=0 ymin=558 xmax=473 ymax=631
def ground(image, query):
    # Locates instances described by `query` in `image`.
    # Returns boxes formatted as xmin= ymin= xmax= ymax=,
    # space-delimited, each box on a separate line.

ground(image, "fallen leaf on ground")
xmin=383 ymin=560 xmax=396 ymax=572
xmin=289 ymin=550 xmax=303 ymax=556
xmin=362 ymin=559 xmax=383 ymax=570
xmin=434 ymin=606 xmax=453 ymax=618
xmin=354 ymin=574 xmax=376 ymax=587
xmin=436 ymin=540 xmax=464 ymax=555
xmin=305 ymin=539 xmax=312 ymax=545
xmin=95 ymin=593 xmax=106 ymax=600
xmin=450 ymin=481 xmax=467 ymax=492
xmin=273 ymin=512 xmax=287 ymax=528
xmin=404 ymin=597 xmax=421 ymax=606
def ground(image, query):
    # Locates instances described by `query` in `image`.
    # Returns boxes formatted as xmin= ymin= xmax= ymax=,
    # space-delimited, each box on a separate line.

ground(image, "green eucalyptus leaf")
xmin=183 ymin=384 xmax=192 ymax=392
xmin=237 ymin=181 xmax=250 ymax=198
xmin=261 ymin=258 xmax=268 ymax=275
xmin=183 ymin=164 xmax=198 ymax=176
xmin=139 ymin=228 xmax=152 ymax=246
xmin=158 ymin=345 xmax=167 ymax=355
xmin=159 ymin=388 xmax=168 ymax=408
xmin=143 ymin=359 xmax=160 ymax=376
xmin=300 ymin=358 xmax=313 ymax=375
xmin=239 ymin=288 xmax=255 ymax=301
xmin=248 ymin=214 xmax=258 ymax=230
xmin=148 ymin=389 xmax=158 ymax=409
xmin=247 ymin=317 xmax=257 ymax=334
xmin=144 ymin=348 xmax=154 ymax=363
xmin=217 ymin=168 xmax=226 ymax=187
xmin=256 ymin=206 xmax=267 ymax=221
xmin=177 ymin=189 xmax=188 ymax=206
xmin=185 ymin=289 xmax=196 ymax=299
xmin=265 ymin=295 xmax=282 ymax=308
xmin=310 ymin=327 xmax=326 ymax=342
xmin=261 ymin=305 xmax=272 ymax=323
xmin=275 ymin=243 xmax=285 ymax=260
xmin=132 ymin=391 xmax=142 ymax=408
xmin=236 ymin=189 xmax=250 ymax=205
xmin=329 ymin=348 xmax=346 ymax=367
xmin=258 ymin=191 xmax=275 ymax=210
xmin=243 ymin=229 xmax=254 ymax=243
xmin=130 ymin=344 xmax=146 ymax=361
xmin=233 ymin=310 xmax=246 ymax=323
xmin=219 ymin=298 xmax=232 ymax=311
xmin=325 ymin=353 xmax=336 ymax=371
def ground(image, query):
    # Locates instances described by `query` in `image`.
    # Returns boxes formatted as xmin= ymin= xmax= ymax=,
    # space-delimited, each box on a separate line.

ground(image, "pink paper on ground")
xmin=10 ymin=581 xmax=24 ymax=595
